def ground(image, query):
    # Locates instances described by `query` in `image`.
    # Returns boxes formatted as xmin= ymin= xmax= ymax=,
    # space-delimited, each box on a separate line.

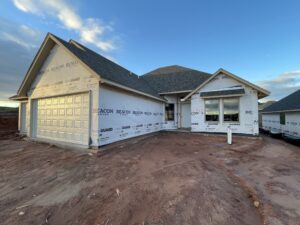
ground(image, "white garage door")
xmin=36 ymin=93 xmax=90 ymax=145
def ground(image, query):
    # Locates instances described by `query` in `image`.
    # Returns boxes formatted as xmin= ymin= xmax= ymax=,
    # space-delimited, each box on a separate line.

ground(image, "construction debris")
xmin=116 ymin=188 xmax=120 ymax=197
xmin=253 ymin=201 xmax=260 ymax=208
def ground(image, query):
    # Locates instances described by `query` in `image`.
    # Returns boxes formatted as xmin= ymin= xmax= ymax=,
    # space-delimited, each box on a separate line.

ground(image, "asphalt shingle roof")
xmin=262 ymin=90 xmax=300 ymax=113
xmin=52 ymin=35 xmax=161 ymax=99
xmin=142 ymin=65 xmax=212 ymax=93
xmin=53 ymin=34 xmax=212 ymax=98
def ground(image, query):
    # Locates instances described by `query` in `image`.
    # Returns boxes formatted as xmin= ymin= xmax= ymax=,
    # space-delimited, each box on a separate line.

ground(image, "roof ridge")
xmin=68 ymin=39 xmax=139 ymax=78
xmin=143 ymin=65 xmax=211 ymax=76
xmin=48 ymin=34 xmax=163 ymax=100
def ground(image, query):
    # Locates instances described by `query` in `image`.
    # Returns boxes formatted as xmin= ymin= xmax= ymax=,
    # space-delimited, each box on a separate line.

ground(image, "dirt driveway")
xmin=0 ymin=132 xmax=299 ymax=225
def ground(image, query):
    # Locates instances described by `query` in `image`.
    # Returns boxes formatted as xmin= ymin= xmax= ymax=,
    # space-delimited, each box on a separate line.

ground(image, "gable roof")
xmin=14 ymin=33 xmax=163 ymax=101
xmin=142 ymin=65 xmax=211 ymax=94
xmin=12 ymin=33 xmax=269 ymax=103
xmin=182 ymin=68 xmax=270 ymax=101
xmin=262 ymin=90 xmax=300 ymax=113
xmin=64 ymin=39 xmax=161 ymax=99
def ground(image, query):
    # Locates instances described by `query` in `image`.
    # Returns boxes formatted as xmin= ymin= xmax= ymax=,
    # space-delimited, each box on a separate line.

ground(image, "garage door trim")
xmin=30 ymin=91 xmax=91 ymax=147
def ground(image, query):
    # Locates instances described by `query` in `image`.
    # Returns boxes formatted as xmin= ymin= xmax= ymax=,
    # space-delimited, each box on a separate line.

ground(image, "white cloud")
xmin=256 ymin=71 xmax=300 ymax=102
xmin=0 ymin=20 xmax=42 ymax=50
xmin=12 ymin=0 xmax=116 ymax=52
xmin=13 ymin=0 xmax=39 ymax=13
xmin=1 ymin=32 xmax=35 ymax=49
xmin=20 ymin=24 xmax=39 ymax=37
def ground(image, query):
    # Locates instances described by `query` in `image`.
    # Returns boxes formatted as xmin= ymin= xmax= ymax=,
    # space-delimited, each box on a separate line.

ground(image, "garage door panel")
xmin=36 ymin=93 xmax=89 ymax=145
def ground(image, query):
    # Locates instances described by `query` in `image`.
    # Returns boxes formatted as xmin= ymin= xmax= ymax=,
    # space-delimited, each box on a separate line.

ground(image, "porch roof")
xmin=200 ymin=88 xmax=245 ymax=98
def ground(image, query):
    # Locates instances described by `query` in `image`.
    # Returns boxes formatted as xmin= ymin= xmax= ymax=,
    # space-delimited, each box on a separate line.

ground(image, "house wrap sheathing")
xmin=12 ymin=33 xmax=269 ymax=148
xmin=262 ymin=89 xmax=300 ymax=139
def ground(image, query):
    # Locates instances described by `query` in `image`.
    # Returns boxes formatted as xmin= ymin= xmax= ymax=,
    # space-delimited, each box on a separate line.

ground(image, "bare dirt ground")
xmin=0 ymin=131 xmax=299 ymax=225
xmin=0 ymin=113 xmax=18 ymax=139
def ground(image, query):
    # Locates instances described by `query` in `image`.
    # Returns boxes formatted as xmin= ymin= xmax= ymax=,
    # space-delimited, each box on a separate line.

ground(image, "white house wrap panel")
xmin=262 ymin=114 xmax=281 ymax=133
xmin=284 ymin=112 xmax=300 ymax=138
xmin=191 ymin=73 xmax=259 ymax=135
xmin=36 ymin=93 xmax=90 ymax=145
xmin=13 ymin=34 xmax=269 ymax=148
xmin=263 ymin=112 xmax=300 ymax=138
xmin=99 ymin=86 xmax=164 ymax=145
xmin=27 ymin=44 xmax=99 ymax=146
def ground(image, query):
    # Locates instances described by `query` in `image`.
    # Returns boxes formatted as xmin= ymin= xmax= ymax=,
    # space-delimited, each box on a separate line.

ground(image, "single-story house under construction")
xmin=261 ymin=89 xmax=300 ymax=140
xmin=11 ymin=33 xmax=270 ymax=148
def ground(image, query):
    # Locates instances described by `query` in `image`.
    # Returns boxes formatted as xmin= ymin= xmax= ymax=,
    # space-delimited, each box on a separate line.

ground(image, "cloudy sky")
xmin=1 ymin=0 xmax=300 ymax=106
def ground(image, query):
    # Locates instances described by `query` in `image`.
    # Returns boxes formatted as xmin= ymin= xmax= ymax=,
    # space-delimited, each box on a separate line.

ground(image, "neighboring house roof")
xmin=262 ymin=90 xmax=300 ymax=113
xmin=142 ymin=65 xmax=211 ymax=93
xmin=258 ymin=101 xmax=276 ymax=111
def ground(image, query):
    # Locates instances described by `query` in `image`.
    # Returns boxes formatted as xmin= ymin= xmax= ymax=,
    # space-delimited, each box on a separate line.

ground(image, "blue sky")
xmin=1 ymin=0 xmax=300 ymax=106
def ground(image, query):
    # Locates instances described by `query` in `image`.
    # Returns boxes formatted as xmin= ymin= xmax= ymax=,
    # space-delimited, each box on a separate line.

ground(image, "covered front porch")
xmin=162 ymin=92 xmax=191 ymax=130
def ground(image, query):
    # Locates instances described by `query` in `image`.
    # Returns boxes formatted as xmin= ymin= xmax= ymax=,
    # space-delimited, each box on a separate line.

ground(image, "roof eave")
xmin=100 ymin=79 xmax=166 ymax=102
xmin=17 ymin=33 xmax=102 ymax=98
xmin=262 ymin=109 xmax=300 ymax=114
xmin=9 ymin=95 xmax=28 ymax=101
xmin=159 ymin=90 xmax=193 ymax=95
xmin=182 ymin=68 xmax=270 ymax=101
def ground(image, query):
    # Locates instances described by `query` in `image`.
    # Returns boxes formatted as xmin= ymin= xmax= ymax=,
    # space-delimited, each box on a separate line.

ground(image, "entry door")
xmin=35 ymin=93 xmax=90 ymax=145
xmin=181 ymin=102 xmax=191 ymax=128
xmin=20 ymin=102 xmax=27 ymax=133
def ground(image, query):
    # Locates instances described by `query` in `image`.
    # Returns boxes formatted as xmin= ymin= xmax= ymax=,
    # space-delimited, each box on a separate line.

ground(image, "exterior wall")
xmin=284 ymin=112 xmax=300 ymax=138
xmin=180 ymin=101 xmax=191 ymax=128
xmin=258 ymin=111 xmax=263 ymax=128
xmin=263 ymin=112 xmax=300 ymax=138
xmin=99 ymin=85 xmax=164 ymax=146
xmin=25 ymin=44 xmax=100 ymax=147
xmin=163 ymin=95 xmax=179 ymax=129
xmin=191 ymin=73 xmax=259 ymax=135
xmin=19 ymin=102 xmax=28 ymax=134
xmin=262 ymin=114 xmax=280 ymax=133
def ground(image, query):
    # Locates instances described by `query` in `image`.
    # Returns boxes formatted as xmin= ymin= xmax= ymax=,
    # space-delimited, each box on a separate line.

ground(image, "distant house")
xmin=11 ymin=33 xmax=269 ymax=148
xmin=258 ymin=101 xmax=276 ymax=128
xmin=262 ymin=90 xmax=300 ymax=139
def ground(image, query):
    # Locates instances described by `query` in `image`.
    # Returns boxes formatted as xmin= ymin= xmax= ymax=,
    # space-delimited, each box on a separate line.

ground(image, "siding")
xmin=26 ymin=44 xmax=100 ymax=146
xmin=263 ymin=112 xmax=300 ymax=138
xmin=99 ymin=85 xmax=164 ymax=145
xmin=262 ymin=114 xmax=281 ymax=132
xmin=191 ymin=73 xmax=259 ymax=135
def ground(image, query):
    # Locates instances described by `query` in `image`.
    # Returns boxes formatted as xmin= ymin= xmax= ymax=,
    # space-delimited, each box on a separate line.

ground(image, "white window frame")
xmin=204 ymin=99 xmax=220 ymax=123
xmin=223 ymin=97 xmax=240 ymax=123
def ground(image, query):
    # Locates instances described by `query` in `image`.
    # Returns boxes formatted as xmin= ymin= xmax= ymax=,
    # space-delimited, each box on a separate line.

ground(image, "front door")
xmin=181 ymin=102 xmax=191 ymax=128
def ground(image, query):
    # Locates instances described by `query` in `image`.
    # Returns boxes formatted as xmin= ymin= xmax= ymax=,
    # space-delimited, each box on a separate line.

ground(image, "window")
xmin=205 ymin=99 xmax=219 ymax=122
xmin=280 ymin=113 xmax=285 ymax=125
xmin=165 ymin=104 xmax=175 ymax=121
xmin=223 ymin=98 xmax=239 ymax=122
